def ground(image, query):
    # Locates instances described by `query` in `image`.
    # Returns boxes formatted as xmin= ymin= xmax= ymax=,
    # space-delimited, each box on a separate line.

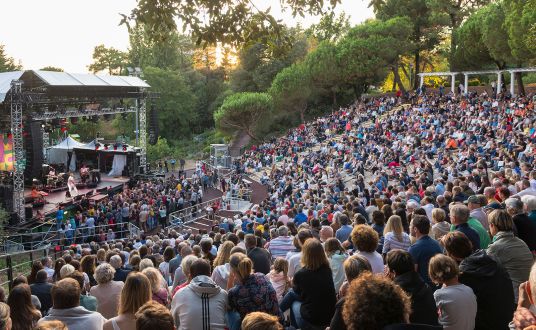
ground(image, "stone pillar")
xmin=510 ymin=71 xmax=515 ymax=96
xmin=464 ymin=74 xmax=469 ymax=94
xmin=451 ymin=74 xmax=456 ymax=95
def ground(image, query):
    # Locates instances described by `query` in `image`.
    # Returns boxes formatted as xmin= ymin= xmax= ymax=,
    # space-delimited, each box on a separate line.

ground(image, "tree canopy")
xmin=0 ymin=44 xmax=21 ymax=72
xmin=214 ymin=92 xmax=273 ymax=141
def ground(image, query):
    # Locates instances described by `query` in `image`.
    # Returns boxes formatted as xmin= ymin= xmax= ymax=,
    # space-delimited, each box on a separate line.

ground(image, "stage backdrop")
xmin=0 ymin=134 xmax=14 ymax=171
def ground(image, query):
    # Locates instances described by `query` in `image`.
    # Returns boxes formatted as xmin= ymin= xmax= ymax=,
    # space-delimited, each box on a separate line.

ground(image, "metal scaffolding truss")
xmin=138 ymin=96 xmax=147 ymax=173
xmin=31 ymin=107 xmax=136 ymax=121
xmin=10 ymin=81 xmax=25 ymax=221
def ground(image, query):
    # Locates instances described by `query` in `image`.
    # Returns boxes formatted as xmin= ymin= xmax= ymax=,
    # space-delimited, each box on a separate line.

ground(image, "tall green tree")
xmin=306 ymin=11 xmax=350 ymax=42
xmin=88 ymin=45 xmax=128 ymax=75
xmin=454 ymin=2 xmax=511 ymax=70
xmin=304 ymin=41 xmax=342 ymax=105
xmin=40 ymin=66 xmax=64 ymax=72
xmin=214 ymin=92 xmax=273 ymax=141
xmin=0 ymin=44 xmax=21 ymax=72
xmin=142 ymin=66 xmax=198 ymax=140
xmin=427 ymin=0 xmax=490 ymax=70
xmin=269 ymin=62 xmax=313 ymax=123
xmin=123 ymin=0 xmax=341 ymax=47
xmin=371 ymin=0 xmax=444 ymax=89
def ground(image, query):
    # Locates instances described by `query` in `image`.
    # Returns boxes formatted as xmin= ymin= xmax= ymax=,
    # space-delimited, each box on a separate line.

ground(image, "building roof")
xmin=0 ymin=70 xmax=150 ymax=103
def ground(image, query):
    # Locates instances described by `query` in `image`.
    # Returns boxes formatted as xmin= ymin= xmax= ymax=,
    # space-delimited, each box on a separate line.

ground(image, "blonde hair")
xmin=241 ymin=312 xmax=283 ymax=330
xmin=180 ymin=255 xmax=198 ymax=279
xmin=119 ymin=272 xmax=152 ymax=315
xmin=343 ymin=255 xmax=372 ymax=282
xmin=213 ymin=241 xmax=235 ymax=267
xmin=142 ymin=267 xmax=163 ymax=294
xmin=384 ymin=215 xmax=404 ymax=241
xmin=301 ymin=239 xmax=329 ymax=271
xmin=0 ymin=302 xmax=9 ymax=330
xmin=59 ymin=264 xmax=76 ymax=279
xmin=529 ymin=261 xmax=536 ymax=304
xmin=34 ymin=320 xmax=68 ymax=330
xmin=229 ymin=253 xmax=252 ymax=283
xmin=489 ymin=209 xmax=514 ymax=232
xmin=431 ymin=208 xmax=446 ymax=223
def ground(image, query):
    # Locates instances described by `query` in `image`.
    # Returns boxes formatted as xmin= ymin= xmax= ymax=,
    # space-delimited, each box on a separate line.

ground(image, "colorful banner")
xmin=0 ymin=134 xmax=14 ymax=172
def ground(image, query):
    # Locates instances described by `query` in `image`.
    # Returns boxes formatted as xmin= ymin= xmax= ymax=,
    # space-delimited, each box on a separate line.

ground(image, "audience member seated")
xmin=103 ymin=272 xmax=152 ymax=330
xmin=38 ymin=278 xmax=106 ymax=330
xmin=171 ymin=259 xmax=227 ymax=329
xmin=442 ymin=231 xmax=514 ymax=330
xmin=385 ymin=249 xmax=438 ymax=326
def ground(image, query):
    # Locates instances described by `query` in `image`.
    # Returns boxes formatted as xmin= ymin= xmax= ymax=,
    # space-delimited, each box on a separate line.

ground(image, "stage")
xmin=24 ymin=174 xmax=129 ymax=219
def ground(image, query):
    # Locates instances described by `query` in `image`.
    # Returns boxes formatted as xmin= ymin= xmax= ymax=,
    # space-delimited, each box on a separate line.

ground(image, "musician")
xmin=67 ymin=172 xmax=78 ymax=197
xmin=47 ymin=166 xmax=57 ymax=186
xmin=31 ymin=186 xmax=45 ymax=206
xmin=80 ymin=164 xmax=90 ymax=183
xmin=48 ymin=166 xmax=56 ymax=177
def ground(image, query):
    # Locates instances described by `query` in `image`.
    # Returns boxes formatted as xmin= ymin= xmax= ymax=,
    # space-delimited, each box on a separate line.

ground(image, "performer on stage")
xmin=67 ymin=172 xmax=78 ymax=197
xmin=80 ymin=164 xmax=90 ymax=183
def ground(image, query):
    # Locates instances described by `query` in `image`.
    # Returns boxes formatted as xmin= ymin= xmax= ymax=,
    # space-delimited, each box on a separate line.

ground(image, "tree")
xmin=123 ymin=0 xmax=341 ymax=47
xmin=40 ymin=66 xmax=64 ymax=72
xmin=306 ymin=11 xmax=351 ymax=42
xmin=371 ymin=0 xmax=444 ymax=89
xmin=454 ymin=3 xmax=511 ymax=70
xmin=128 ymin=23 xmax=195 ymax=71
xmin=304 ymin=41 xmax=342 ymax=105
xmin=88 ymin=45 xmax=128 ymax=75
xmin=147 ymin=137 xmax=173 ymax=162
xmin=504 ymin=0 xmax=536 ymax=93
xmin=427 ymin=0 xmax=490 ymax=70
xmin=336 ymin=18 xmax=413 ymax=95
xmin=0 ymin=44 xmax=21 ymax=72
xmin=269 ymin=62 xmax=313 ymax=123
xmin=214 ymin=92 xmax=273 ymax=141
xmin=142 ymin=66 xmax=198 ymax=140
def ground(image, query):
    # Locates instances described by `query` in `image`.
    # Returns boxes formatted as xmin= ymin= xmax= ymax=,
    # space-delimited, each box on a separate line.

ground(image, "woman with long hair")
xmin=7 ymin=284 xmax=41 ymax=330
xmin=324 ymin=238 xmax=348 ymax=293
xmin=103 ymin=272 xmax=152 ymax=330
xmin=80 ymin=255 xmax=97 ymax=287
xmin=227 ymin=253 xmax=280 ymax=330
xmin=27 ymin=261 xmax=43 ymax=285
xmin=382 ymin=215 xmax=411 ymax=255
xmin=211 ymin=241 xmax=235 ymax=289
xmin=0 ymin=302 xmax=11 ymax=330
xmin=280 ymin=239 xmax=336 ymax=329
xmin=142 ymin=267 xmax=169 ymax=307
xmin=52 ymin=258 xmax=66 ymax=283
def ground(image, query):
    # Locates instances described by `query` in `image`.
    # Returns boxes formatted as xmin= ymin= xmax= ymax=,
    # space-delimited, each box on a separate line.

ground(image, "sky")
xmin=0 ymin=0 xmax=374 ymax=73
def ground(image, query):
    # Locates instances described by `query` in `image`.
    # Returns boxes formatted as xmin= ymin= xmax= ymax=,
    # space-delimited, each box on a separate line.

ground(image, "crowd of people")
xmin=1 ymin=90 xmax=536 ymax=330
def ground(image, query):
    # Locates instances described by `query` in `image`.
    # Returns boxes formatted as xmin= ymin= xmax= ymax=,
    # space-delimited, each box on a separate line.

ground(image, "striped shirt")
xmin=268 ymin=236 xmax=295 ymax=259
xmin=382 ymin=231 xmax=412 ymax=254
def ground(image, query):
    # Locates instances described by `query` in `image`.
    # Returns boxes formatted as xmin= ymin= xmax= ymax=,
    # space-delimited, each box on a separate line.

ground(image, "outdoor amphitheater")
xmin=0 ymin=0 xmax=535 ymax=329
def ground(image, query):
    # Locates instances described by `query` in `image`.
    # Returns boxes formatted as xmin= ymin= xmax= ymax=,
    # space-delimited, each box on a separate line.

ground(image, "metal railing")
xmin=168 ymin=197 xmax=223 ymax=229
xmin=0 ymin=246 xmax=59 ymax=291
xmin=2 ymin=222 xmax=140 ymax=251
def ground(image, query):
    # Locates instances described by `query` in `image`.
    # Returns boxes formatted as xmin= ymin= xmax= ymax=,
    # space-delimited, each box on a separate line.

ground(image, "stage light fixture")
xmin=122 ymin=144 xmax=127 ymax=151
xmin=104 ymin=144 xmax=109 ymax=150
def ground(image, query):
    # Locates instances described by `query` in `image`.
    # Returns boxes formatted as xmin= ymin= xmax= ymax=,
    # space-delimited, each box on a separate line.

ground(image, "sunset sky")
xmin=0 ymin=0 xmax=374 ymax=73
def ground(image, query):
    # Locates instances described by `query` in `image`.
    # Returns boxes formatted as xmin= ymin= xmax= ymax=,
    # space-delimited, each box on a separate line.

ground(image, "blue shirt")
xmin=294 ymin=213 xmax=308 ymax=225
xmin=336 ymin=225 xmax=353 ymax=243
xmin=454 ymin=223 xmax=480 ymax=251
xmin=409 ymin=235 xmax=442 ymax=285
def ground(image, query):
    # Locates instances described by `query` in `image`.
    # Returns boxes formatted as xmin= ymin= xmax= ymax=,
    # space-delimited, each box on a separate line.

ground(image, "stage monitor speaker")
xmin=148 ymin=104 xmax=159 ymax=145
xmin=24 ymin=121 xmax=44 ymax=183
xmin=25 ymin=206 xmax=33 ymax=220
xmin=0 ymin=184 xmax=14 ymax=212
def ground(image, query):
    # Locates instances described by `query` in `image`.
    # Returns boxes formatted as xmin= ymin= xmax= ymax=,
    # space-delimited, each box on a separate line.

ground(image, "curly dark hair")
xmin=350 ymin=225 xmax=379 ymax=253
xmin=343 ymin=273 xmax=410 ymax=330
